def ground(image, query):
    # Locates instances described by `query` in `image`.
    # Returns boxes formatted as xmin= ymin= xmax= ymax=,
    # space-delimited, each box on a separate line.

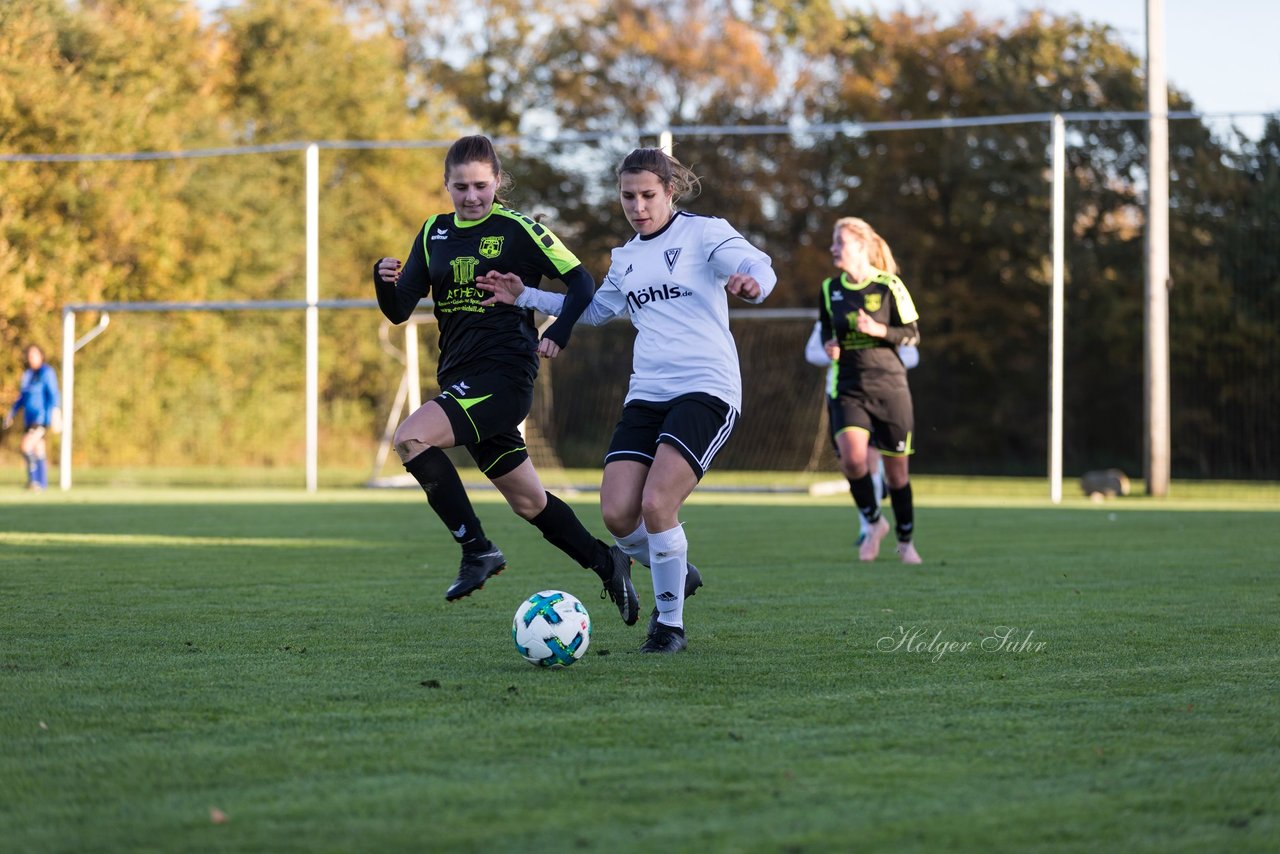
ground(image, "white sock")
xmin=614 ymin=521 xmax=650 ymax=567
xmin=648 ymin=525 xmax=688 ymax=630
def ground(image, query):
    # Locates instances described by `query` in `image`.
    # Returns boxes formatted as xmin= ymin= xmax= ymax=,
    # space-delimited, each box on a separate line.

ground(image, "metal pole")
xmin=1050 ymin=114 xmax=1066 ymax=504
xmin=305 ymin=144 xmax=319 ymax=493
xmin=406 ymin=319 xmax=421 ymax=413
xmin=1145 ymin=0 xmax=1171 ymax=496
xmin=659 ymin=130 xmax=673 ymax=155
xmin=59 ymin=310 xmax=75 ymax=490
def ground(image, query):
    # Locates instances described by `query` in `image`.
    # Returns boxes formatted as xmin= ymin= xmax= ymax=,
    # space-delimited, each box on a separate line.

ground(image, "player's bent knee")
xmin=639 ymin=496 xmax=680 ymax=532
xmin=501 ymin=488 xmax=546 ymax=520
xmin=839 ymin=458 xmax=866 ymax=480
xmin=600 ymin=504 xmax=639 ymax=539
xmin=394 ymin=437 xmax=432 ymax=464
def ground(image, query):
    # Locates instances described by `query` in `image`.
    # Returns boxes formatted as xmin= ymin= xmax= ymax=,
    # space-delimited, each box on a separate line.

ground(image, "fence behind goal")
xmin=21 ymin=113 xmax=1279 ymax=488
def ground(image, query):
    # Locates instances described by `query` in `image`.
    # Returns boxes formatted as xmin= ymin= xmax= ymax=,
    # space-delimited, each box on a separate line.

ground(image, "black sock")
xmin=404 ymin=447 xmax=491 ymax=553
xmin=849 ymin=474 xmax=882 ymax=524
xmin=890 ymin=482 xmax=915 ymax=542
xmin=529 ymin=492 xmax=611 ymax=579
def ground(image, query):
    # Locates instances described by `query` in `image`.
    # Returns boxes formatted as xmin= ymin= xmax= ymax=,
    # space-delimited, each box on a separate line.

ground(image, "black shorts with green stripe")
xmin=435 ymin=370 xmax=533 ymax=478
xmin=829 ymin=385 xmax=915 ymax=457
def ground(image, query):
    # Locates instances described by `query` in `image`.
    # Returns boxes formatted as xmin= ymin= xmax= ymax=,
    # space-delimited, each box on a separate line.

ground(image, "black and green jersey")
xmin=818 ymin=270 xmax=920 ymax=396
xmin=376 ymin=203 xmax=583 ymax=383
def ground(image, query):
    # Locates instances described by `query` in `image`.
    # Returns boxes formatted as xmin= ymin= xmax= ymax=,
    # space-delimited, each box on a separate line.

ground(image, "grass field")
xmin=2 ymin=478 xmax=1278 ymax=852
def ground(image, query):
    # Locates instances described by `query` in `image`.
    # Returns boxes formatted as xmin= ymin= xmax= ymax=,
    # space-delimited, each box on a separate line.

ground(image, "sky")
xmin=867 ymin=0 xmax=1278 ymax=123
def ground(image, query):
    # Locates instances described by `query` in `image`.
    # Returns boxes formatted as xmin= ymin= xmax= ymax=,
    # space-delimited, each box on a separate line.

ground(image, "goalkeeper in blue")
xmin=478 ymin=147 xmax=776 ymax=654
xmin=5 ymin=344 xmax=61 ymax=492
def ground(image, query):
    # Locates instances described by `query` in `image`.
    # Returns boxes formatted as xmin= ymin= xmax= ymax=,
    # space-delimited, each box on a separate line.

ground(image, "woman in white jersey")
xmin=478 ymin=148 xmax=775 ymax=654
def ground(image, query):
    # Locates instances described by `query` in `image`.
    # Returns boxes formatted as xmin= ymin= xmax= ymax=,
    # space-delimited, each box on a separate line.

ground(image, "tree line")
xmin=2 ymin=0 xmax=1275 ymax=478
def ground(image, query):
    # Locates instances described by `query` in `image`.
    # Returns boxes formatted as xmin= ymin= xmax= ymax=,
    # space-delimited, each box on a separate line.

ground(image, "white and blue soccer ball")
xmin=512 ymin=590 xmax=591 ymax=668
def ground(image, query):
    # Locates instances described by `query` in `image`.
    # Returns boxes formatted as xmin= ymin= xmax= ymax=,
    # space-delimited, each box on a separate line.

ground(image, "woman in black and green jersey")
xmin=818 ymin=216 xmax=923 ymax=565
xmin=373 ymin=135 xmax=638 ymax=623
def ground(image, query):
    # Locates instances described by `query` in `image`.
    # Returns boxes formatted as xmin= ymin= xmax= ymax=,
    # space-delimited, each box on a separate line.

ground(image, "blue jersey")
xmin=9 ymin=364 xmax=60 ymax=427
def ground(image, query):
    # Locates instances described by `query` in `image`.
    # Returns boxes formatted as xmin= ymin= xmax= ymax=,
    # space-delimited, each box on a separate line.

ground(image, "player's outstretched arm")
xmin=476 ymin=270 xmax=526 ymax=305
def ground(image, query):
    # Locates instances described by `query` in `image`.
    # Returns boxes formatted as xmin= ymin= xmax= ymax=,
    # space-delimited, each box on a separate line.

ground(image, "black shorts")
xmin=605 ymin=392 xmax=738 ymax=480
xmin=830 ymin=386 xmax=915 ymax=456
xmin=435 ymin=371 xmax=533 ymax=478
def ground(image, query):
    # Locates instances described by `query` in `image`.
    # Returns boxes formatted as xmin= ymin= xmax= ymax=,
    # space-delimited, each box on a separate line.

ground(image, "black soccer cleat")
xmin=639 ymin=622 xmax=687 ymax=654
xmin=599 ymin=545 xmax=640 ymax=626
xmin=445 ymin=548 xmax=507 ymax=601
xmin=647 ymin=562 xmax=703 ymax=636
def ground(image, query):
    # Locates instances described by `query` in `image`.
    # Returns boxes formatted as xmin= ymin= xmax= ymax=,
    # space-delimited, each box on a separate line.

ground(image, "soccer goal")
xmin=58 ymin=298 xmax=435 ymax=492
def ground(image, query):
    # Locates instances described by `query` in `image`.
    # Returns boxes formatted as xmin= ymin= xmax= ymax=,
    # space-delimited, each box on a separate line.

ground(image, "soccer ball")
xmin=512 ymin=590 xmax=591 ymax=668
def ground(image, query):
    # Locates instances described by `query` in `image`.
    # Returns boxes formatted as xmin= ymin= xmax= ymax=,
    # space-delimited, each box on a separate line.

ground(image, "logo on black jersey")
xmin=450 ymin=256 xmax=479 ymax=283
xmin=863 ymin=293 xmax=882 ymax=312
xmin=431 ymin=228 xmax=449 ymax=241
xmin=450 ymin=381 xmax=471 ymax=396
xmin=663 ymin=248 xmax=682 ymax=272
xmin=479 ymin=236 xmax=503 ymax=259
xmin=626 ymin=283 xmax=691 ymax=312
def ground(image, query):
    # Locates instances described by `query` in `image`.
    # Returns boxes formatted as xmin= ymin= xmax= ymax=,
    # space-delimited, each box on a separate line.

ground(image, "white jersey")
xmin=518 ymin=211 xmax=775 ymax=410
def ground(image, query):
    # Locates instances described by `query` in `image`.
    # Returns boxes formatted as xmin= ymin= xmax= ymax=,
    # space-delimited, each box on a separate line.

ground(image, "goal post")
xmin=57 ymin=298 xmax=434 ymax=491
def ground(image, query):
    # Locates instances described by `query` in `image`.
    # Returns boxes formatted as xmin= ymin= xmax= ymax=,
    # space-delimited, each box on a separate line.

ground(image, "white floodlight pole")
xmin=59 ymin=310 xmax=76 ymax=490
xmin=305 ymin=144 xmax=320 ymax=493
xmin=1145 ymin=0 xmax=1171 ymax=496
xmin=659 ymin=129 xmax=673 ymax=155
xmin=1049 ymin=115 xmax=1066 ymax=504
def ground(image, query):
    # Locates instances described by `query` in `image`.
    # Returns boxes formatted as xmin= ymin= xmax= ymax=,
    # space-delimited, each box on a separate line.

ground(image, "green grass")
xmin=2 ymin=481 xmax=1278 ymax=852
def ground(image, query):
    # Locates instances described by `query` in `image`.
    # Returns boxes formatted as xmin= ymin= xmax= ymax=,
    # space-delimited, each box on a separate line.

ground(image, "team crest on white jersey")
xmin=479 ymin=236 xmax=503 ymax=259
xmin=663 ymin=248 xmax=681 ymax=272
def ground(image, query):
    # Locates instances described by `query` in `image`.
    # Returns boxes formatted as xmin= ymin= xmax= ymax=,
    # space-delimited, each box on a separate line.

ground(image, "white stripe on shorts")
xmin=658 ymin=405 xmax=738 ymax=474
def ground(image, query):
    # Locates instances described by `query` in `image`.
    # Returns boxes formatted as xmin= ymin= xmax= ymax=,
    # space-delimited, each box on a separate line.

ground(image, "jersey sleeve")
xmin=539 ymin=264 xmax=595 ymax=348
xmin=887 ymin=276 xmax=920 ymax=325
xmin=504 ymin=210 xmax=582 ymax=279
xmin=374 ymin=220 xmax=433 ymax=324
xmin=41 ymin=367 xmax=60 ymax=409
xmin=882 ymin=275 xmax=920 ymax=347
xmin=513 ymin=262 xmax=628 ymax=327
xmin=703 ymin=218 xmax=776 ymax=303
xmin=818 ymin=280 xmax=834 ymax=344
xmin=804 ymin=320 xmax=830 ymax=367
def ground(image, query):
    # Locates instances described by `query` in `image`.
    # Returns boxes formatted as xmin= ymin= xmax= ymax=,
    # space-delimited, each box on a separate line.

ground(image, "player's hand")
xmin=476 ymin=271 xmax=525 ymax=306
xmin=375 ymin=257 xmax=402 ymax=284
xmin=824 ymin=339 xmax=841 ymax=361
xmin=536 ymin=338 xmax=561 ymax=360
xmin=855 ymin=308 xmax=886 ymax=337
xmin=725 ymin=274 xmax=761 ymax=301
